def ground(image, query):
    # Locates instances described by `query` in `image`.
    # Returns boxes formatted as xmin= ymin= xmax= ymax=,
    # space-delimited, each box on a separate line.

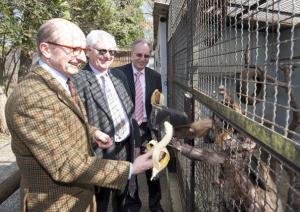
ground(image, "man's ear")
xmin=39 ymin=42 xmax=51 ymax=59
xmin=85 ymin=48 xmax=91 ymax=58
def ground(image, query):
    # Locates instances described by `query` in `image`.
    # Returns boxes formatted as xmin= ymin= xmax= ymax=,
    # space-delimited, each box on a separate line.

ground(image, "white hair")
xmin=86 ymin=30 xmax=118 ymax=50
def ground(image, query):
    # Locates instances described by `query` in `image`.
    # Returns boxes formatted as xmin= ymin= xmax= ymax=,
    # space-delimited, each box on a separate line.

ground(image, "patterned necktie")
xmin=67 ymin=79 xmax=80 ymax=106
xmin=135 ymin=71 xmax=144 ymax=125
xmin=101 ymin=74 xmax=128 ymax=141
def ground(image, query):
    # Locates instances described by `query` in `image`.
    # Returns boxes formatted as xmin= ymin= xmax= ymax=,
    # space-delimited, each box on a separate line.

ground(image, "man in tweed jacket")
xmin=5 ymin=18 xmax=152 ymax=212
xmin=72 ymin=30 xmax=141 ymax=212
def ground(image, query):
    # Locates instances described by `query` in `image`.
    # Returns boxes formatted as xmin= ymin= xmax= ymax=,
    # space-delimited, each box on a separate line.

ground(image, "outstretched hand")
xmin=174 ymin=118 xmax=213 ymax=139
xmin=132 ymin=150 xmax=153 ymax=175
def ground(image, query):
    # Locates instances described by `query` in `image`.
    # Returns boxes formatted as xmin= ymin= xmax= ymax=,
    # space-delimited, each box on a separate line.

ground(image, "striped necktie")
xmin=135 ymin=71 xmax=144 ymax=125
xmin=101 ymin=74 xmax=128 ymax=141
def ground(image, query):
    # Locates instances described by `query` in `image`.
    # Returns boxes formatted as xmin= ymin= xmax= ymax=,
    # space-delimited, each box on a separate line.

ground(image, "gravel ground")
xmin=0 ymin=134 xmax=20 ymax=212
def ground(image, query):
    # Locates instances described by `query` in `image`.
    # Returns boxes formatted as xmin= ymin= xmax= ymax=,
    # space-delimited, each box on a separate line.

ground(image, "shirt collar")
xmin=39 ymin=60 xmax=68 ymax=84
xmin=90 ymin=64 xmax=109 ymax=78
xmin=132 ymin=63 xmax=145 ymax=76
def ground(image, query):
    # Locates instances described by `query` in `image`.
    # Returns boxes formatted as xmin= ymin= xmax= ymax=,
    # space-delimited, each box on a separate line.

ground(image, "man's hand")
xmin=93 ymin=130 xmax=112 ymax=149
xmin=134 ymin=147 xmax=141 ymax=158
xmin=132 ymin=150 xmax=153 ymax=175
xmin=174 ymin=118 xmax=213 ymax=139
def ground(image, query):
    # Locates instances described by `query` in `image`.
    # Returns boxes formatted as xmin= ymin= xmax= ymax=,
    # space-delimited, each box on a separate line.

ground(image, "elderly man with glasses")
xmin=117 ymin=39 xmax=164 ymax=212
xmin=72 ymin=30 xmax=141 ymax=212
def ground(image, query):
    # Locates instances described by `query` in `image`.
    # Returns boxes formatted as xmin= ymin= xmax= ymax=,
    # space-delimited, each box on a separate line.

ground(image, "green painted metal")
xmin=174 ymin=80 xmax=300 ymax=170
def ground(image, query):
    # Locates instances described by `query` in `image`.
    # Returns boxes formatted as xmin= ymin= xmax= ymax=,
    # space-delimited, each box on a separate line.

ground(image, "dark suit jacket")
xmin=5 ymin=65 xmax=129 ymax=212
xmin=72 ymin=64 xmax=140 ymax=161
xmin=117 ymin=63 xmax=162 ymax=119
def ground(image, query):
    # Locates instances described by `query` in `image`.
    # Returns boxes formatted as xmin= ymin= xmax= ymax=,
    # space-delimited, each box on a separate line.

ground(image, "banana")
xmin=146 ymin=121 xmax=173 ymax=180
xmin=151 ymin=89 xmax=164 ymax=106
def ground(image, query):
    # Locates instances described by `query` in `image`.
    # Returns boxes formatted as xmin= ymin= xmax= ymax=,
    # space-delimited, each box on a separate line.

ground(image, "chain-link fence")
xmin=167 ymin=0 xmax=300 ymax=211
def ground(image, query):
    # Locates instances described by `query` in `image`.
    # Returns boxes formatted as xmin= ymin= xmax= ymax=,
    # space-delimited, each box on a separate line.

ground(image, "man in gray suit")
xmin=72 ymin=30 xmax=140 ymax=212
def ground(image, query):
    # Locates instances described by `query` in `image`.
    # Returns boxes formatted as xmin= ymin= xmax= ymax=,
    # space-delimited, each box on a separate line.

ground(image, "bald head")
xmin=36 ymin=18 xmax=86 ymax=77
xmin=37 ymin=18 xmax=85 ymax=54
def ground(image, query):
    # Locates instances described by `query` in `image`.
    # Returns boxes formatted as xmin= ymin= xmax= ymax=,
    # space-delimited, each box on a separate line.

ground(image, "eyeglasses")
xmin=134 ymin=53 xmax=150 ymax=59
xmin=94 ymin=49 xmax=117 ymax=56
xmin=47 ymin=42 xmax=86 ymax=56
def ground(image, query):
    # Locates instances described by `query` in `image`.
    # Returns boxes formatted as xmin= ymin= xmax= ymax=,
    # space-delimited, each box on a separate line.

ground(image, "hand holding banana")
xmin=148 ymin=90 xmax=214 ymax=180
xmin=146 ymin=121 xmax=173 ymax=180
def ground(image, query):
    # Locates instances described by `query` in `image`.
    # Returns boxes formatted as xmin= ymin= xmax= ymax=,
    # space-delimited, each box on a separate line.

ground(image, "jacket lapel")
xmin=145 ymin=67 xmax=152 ymax=107
xmin=110 ymin=71 xmax=133 ymax=115
xmin=126 ymin=64 xmax=136 ymax=100
xmin=85 ymin=66 xmax=112 ymax=118
xmin=33 ymin=65 xmax=87 ymax=123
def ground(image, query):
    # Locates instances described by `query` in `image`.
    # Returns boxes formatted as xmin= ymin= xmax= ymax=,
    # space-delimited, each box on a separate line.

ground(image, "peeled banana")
xmin=146 ymin=121 xmax=173 ymax=180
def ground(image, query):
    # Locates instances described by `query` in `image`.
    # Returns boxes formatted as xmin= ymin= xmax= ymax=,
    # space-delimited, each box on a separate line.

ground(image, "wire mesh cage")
xmin=167 ymin=0 xmax=300 ymax=211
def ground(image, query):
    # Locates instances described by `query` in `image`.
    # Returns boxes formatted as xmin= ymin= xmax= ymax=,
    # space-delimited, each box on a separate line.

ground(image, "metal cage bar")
xmin=167 ymin=0 xmax=300 ymax=211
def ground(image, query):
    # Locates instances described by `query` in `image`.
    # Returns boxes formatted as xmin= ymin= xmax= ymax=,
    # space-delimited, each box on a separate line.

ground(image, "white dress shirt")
xmin=39 ymin=60 xmax=70 ymax=96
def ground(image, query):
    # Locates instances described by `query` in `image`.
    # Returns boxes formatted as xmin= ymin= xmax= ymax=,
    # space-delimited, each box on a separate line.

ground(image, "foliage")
xmin=108 ymin=1 xmax=145 ymax=48
xmin=0 ymin=0 xmax=146 ymax=89
xmin=1 ymin=0 xmax=69 ymax=54
xmin=0 ymin=0 xmax=70 ymax=87
xmin=68 ymin=0 xmax=114 ymax=35
xmin=69 ymin=0 xmax=145 ymax=49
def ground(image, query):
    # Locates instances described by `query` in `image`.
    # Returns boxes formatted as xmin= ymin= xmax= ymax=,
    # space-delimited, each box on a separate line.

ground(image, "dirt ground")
xmin=0 ymin=133 xmax=10 ymax=143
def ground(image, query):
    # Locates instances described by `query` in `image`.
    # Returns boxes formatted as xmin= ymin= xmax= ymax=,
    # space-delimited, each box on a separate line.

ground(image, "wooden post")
xmin=0 ymin=170 xmax=20 ymax=204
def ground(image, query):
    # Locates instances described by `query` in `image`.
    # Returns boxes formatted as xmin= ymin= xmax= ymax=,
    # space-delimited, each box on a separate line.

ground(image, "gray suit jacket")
xmin=72 ymin=64 xmax=140 ymax=161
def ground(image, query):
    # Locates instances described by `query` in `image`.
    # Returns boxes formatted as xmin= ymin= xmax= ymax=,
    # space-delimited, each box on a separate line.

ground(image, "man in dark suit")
xmin=72 ymin=30 xmax=140 ymax=212
xmin=117 ymin=39 xmax=164 ymax=212
xmin=5 ymin=18 xmax=153 ymax=212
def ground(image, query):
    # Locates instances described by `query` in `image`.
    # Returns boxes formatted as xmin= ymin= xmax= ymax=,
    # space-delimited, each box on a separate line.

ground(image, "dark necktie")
xmin=67 ymin=79 xmax=80 ymax=106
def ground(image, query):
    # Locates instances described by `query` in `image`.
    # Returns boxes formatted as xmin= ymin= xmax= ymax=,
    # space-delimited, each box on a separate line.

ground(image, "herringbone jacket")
xmin=5 ymin=65 xmax=129 ymax=212
xmin=72 ymin=64 xmax=140 ymax=161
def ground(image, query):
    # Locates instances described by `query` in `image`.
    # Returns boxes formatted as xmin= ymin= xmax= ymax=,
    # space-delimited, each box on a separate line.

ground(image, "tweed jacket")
xmin=72 ymin=64 xmax=140 ymax=161
xmin=117 ymin=63 xmax=162 ymax=119
xmin=5 ymin=65 xmax=130 ymax=212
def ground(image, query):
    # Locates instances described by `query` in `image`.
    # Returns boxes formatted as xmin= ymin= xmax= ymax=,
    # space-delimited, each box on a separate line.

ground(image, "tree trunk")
xmin=0 ymin=86 xmax=9 ymax=134
xmin=18 ymin=49 xmax=32 ymax=82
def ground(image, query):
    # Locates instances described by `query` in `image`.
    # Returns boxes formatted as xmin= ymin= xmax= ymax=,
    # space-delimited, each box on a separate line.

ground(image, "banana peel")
xmin=151 ymin=89 xmax=164 ymax=106
xmin=146 ymin=121 xmax=173 ymax=180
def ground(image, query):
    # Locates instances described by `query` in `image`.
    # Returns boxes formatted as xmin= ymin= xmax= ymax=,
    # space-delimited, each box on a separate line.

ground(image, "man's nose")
xmin=77 ymin=50 xmax=86 ymax=62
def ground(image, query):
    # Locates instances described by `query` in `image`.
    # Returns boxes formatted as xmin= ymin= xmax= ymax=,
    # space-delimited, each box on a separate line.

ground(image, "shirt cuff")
xmin=128 ymin=163 xmax=133 ymax=179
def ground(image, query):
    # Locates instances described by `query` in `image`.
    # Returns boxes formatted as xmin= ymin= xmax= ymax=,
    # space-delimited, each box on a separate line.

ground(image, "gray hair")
xmin=86 ymin=30 xmax=118 ymax=50
xmin=131 ymin=39 xmax=152 ymax=51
